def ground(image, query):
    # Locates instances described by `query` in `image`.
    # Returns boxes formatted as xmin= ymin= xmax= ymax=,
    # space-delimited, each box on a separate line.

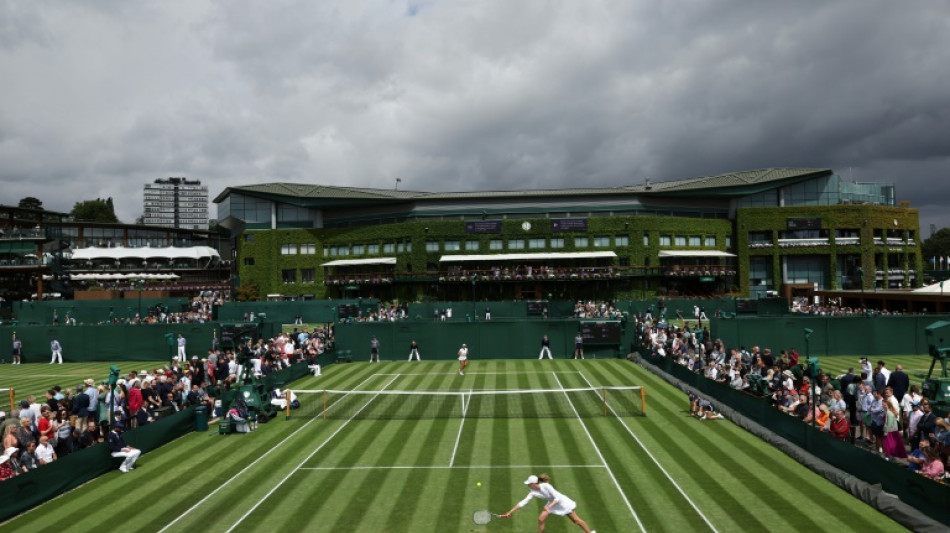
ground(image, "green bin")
xmin=194 ymin=405 xmax=209 ymax=432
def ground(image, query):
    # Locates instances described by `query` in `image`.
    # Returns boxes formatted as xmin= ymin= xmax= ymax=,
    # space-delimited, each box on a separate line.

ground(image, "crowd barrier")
xmin=11 ymin=298 xmax=195 ymax=325
xmin=642 ymin=352 xmax=950 ymax=526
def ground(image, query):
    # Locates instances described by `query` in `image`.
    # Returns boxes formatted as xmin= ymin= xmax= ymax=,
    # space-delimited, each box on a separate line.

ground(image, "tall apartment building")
xmin=143 ymin=177 xmax=209 ymax=229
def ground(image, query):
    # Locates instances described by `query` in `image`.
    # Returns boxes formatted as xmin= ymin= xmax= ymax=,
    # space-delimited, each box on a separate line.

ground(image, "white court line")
xmin=448 ymin=391 xmax=470 ymax=467
xmin=299 ymin=464 xmax=606 ymax=471
xmin=552 ymin=372 xmax=647 ymax=533
xmin=369 ymin=371 xmax=581 ymax=376
xmin=156 ymin=373 xmax=385 ymax=533
xmin=223 ymin=375 xmax=402 ymax=533
xmin=579 ymin=372 xmax=719 ymax=533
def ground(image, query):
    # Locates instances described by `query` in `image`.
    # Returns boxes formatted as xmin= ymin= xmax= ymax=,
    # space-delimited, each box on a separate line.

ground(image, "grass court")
xmin=2 ymin=358 xmax=914 ymax=532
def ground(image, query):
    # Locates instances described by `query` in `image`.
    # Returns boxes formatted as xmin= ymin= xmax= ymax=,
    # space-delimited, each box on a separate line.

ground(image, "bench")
xmin=336 ymin=350 xmax=353 ymax=364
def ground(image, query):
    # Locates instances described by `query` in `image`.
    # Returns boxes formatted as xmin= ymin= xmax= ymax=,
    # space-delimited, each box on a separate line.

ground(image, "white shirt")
xmin=458 ymin=347 xmax=468 ymax=360
xmin=35 ymin=443 xmax=55 ymax=463
xmin=517 ymin=483 xmax=577 ymax=515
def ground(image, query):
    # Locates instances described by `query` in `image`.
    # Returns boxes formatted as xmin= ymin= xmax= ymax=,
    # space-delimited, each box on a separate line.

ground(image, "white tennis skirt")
xmin=548 ymin=500 xmax=577 ymax=516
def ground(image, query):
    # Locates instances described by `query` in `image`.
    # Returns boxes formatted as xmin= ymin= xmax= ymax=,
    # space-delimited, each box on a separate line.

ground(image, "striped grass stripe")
xmin=2 ymin=359 xmax=911 ymax=532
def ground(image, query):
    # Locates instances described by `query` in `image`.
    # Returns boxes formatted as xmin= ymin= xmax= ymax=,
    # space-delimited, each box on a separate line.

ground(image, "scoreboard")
xmin=580 ymin=321 xmax=622 ymax=345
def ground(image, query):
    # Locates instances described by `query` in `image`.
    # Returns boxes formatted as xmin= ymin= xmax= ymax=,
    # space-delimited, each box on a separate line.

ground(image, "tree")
xmin=921 ymin=228 xmax=950 ymax=268
xmin=18 ymin=197 xmax=43 ymax=210
xmin=70 ymin=198 xmax=119 ymax=223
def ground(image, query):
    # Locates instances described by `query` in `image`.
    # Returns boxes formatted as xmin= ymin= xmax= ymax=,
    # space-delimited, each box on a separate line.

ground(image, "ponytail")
xmin=537 ymin=473 xmax=550 ymax=483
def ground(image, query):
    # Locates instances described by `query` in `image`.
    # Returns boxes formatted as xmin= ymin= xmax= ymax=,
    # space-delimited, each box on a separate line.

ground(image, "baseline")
xmin=578 ymin=371 xmax=719 ymax=532
xmin=299 ymin=464 xmax=606 ymax=471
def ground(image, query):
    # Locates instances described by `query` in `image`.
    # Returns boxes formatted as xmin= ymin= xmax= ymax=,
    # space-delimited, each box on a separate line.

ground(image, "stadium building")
xmin=213 ymin=168 xmax=921 ymax=301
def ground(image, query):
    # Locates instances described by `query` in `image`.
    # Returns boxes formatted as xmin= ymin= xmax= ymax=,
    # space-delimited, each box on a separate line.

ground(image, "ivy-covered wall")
xmin=235 ymin=215 xmax=735 ymax=300
xmin=735 ymin=205 xmax=921 ymax=295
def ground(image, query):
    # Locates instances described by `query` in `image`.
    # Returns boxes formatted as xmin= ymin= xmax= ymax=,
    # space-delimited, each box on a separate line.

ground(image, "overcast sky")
xmin=1 ymin=1 xmax=949 ymax=233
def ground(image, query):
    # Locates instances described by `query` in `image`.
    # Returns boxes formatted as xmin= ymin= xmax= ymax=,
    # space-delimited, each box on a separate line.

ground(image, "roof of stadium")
xmin=213 ymin=167 xmax=833 ymax=203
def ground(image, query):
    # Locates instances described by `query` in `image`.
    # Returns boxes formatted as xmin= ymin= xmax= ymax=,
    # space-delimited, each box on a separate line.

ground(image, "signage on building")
xmin=465 ymin=221 xmax=503 ymax=234
xmin=786 ymin=217 xmax=822 ymax=229
xmin=552 ymin=218 xmax=588 ymax=232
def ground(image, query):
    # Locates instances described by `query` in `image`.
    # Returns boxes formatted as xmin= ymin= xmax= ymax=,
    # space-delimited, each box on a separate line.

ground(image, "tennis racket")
xmin=472 ymin=509 xmax=499 ymax=525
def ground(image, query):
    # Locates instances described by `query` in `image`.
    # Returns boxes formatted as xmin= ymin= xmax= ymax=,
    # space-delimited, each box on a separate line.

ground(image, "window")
xmin=725 ymin=236 xmax=732 ymax=249
xmin=659 ymin=235 xmax=671 ymax=246
xmin=529 ymin=238 xmax=546 ymax=249
xmin=465 ymin=240 xmax=479 ymax=251
xmin=674 ymin=236 xmax=686 ymax=246
xmin=301 ymin=268 xmax=315 ymax=283
xmin=323 ymin=246 xmax=329 ymax=256
xmin=550 ymin=238 xmax=564 ymax=249
xmin=405 ymin=242 xmax=412 ymax=252
xmin=615 ymin=235 xmax=629 ymax=247
xmin=574 ymin=237 xmax=589 ymax=248
xmin=383 ymin=243 xmax=395 ymax=253
xmin=352 ymin=244 xmax=365 ymax=255
xmin=508 ymin=239 xmax=525 ymax=250
xmin=643 ymin=234 xmax=650 ymax=246
xmin=243 ymin=233 xmax=255 ymax=243
xmin=704 ymin=236 xmax=716 ymax=247
xmin=282 ymin=269 xmax=296 ymax=284
xmin=444 ymin=240 xmax=460 ymax=251
xmin=489 ymin=239 xmax=503 ymax=251
xmin=397 ymin=242 xmax=405 ymax=253
xmin=243 ymin=257 xmax=255 ymax=266
xmin=593 ymin=236 xmax=610 ymax=247
xmin=367 ymin=244 xmax=380 ymax=254
xmin=281 ymin=244 xmax=297 ymax=255
xmin=688 ymin=236 xmax=701 ymax=247
xmin=300 ymin=244 xmax=316 ymax=255
xmin=425 ymin=241 xmax=439 ymax=252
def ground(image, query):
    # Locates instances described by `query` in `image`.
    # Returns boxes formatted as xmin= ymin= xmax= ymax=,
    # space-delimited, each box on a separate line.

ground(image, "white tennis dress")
xmin=458 ymin=346 xmax=468 ymax=361
xmin=517 ymin=483 xmax=577 ymax=515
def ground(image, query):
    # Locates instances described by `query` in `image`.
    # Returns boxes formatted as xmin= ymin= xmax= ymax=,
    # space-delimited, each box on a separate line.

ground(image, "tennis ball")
xmin=477 ymin=482 xmax=482 ymax=487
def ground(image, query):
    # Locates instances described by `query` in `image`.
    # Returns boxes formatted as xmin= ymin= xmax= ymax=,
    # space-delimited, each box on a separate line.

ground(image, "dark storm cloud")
xmin=0 ymin=1 xmax=948 ymax=231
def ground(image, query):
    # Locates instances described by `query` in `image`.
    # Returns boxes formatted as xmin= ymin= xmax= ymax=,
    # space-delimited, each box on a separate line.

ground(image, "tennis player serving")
xmin=500 ymin=474 xmax=595 ymax=533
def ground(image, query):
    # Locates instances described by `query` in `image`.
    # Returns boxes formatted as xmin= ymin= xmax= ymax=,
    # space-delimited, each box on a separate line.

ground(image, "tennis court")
xmin=4 ymin=359 xmax=908 ymax=532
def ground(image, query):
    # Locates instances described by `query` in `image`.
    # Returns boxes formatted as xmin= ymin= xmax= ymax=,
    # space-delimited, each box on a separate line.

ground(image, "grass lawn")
xmin=818 ymin=354 xmax=934 ymax=389
xmin=1 ymin=359 xmax=910 ymax=532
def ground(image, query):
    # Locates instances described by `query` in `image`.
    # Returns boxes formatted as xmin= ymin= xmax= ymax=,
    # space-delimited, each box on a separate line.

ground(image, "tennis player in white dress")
xmin=500 ymin=474 xmax=595 ymax=533
xmin=457 ymin=343 xmax=468 ymax=375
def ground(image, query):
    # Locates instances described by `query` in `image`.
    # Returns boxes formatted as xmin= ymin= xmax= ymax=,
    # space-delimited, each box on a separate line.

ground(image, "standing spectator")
xmin=369 ymin=336 xmax=381 ymax=363
xmin=906 ymin=397 xmax=924 ymax=443
xmin=877 ymin=361 xmax=891 ymax=384
xmin=11 ymin=332 xmax=22 ymax=365
xmin=14 ymin=417 xmax=34 ymax=453
xmin=84 ymin=379 xmax=99 ymax=425
xmin=71 ymin=385 xmax=91 ymax=430
xmin=484 ymin=306 xmax=491 ymax=320
xmin=177 ymin=334 xmax=187 ymax=359
xmin=869 ymin=389 xmax=886 ymax=453
xmin=3 ymin=425 xmax=18 ymax=451
xmin=108 ymin=422 xmax=141 ymax=473
xmin=573 ymin=333 xmax=584 ymax=359
xmin=883 ymin=402 xmax=907 ymax=459
xmin=128 ymin=381 xmax=143 ymax=429
xmin=887 ymin=364 xmax=910 ymax=403
xmin=539 ymin=336 xmax=553 ymax=360
xmin=34 ymin=436 xmax=56 ymax=465
xmin=54 ymin=409 xmax=73 ymax=457
xmin=49 ymin=338 xmax=63 ymax=364
xmin=408 ymin=340 xmax=421 ymax=362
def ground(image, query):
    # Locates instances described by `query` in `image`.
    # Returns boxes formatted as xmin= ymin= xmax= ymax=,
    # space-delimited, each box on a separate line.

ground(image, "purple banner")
xmin=551 ymin=218 xmax=588 ymax=232
xmin=465 ymin=221 xmax=503 ymax=234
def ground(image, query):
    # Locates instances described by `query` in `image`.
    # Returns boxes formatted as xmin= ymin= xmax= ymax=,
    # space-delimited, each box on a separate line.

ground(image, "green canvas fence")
xmin=643 ymin=353 xmax=950 ymax=525
xmin=1 ymin=323 xmax=219 ymax=362
xmin=0 ymin=405 xmax=196 ymax=523
xmin=710 ymin=315 xmax=950 ymax=356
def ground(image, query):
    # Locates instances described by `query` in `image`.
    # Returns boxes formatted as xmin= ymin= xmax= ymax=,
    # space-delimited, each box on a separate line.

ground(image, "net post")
xmin=285 ymin=390 xmax=291 ymax=420
xmin=641 ymin=387 xmax=647 ymax=417
xmin=8 ymin=388 xmax=14 ymax=413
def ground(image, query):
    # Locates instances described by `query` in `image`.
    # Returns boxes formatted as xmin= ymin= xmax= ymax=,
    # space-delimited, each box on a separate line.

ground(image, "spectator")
xmin=71 ymin=385 xmax=91 ymax=429
xmin=19 ymin=442 xmax=37 ymax=470
xmin=0 ymin=449 xmax=15 ymax=481
xmin=912 ymin=400 xmax=937 ymax=451
xmin=916 ymin=447 xmax=944 ymax=480
xmin=907 ymin=438 xmax=931 ymax=472
xmin=128 ymin=380 xmax=144 ymax=429
xmin=828 ymin=409 xmax=851 ymax=441
xmin=887 ymin=364 xmax=910 ymax=402
xmin=901 ymin=385 xmax=923 ymax=438
xmin=2 ymin=425 xmax=18 ymax=451
xmin=77 ymin=422 xmax=98 ymax=449
xmin=54 ymin=409 xmax=73 ymax=457
xmin=14 ymin=418 xmax=34 ymax=453
xmin=35 ymin=436 xmax=56 ymax=465
xmin=882 ymin=402 xmax=907 ymax=459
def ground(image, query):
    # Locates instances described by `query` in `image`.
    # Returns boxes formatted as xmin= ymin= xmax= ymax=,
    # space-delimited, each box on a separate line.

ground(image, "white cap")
xmin=524 ymin=475 xmax=538 ymax=485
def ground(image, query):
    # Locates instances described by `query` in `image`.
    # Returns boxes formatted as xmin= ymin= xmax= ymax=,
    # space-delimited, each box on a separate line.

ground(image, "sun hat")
xmin=524 ymin=475 xmax=539 ymax=485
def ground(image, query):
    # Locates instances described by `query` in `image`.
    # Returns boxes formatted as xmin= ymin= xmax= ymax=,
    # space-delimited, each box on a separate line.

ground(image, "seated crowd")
xmin=643 ymin=318 xmax=950 ymax=483
xmin=0 ymin=325 xmax=327 ymax=482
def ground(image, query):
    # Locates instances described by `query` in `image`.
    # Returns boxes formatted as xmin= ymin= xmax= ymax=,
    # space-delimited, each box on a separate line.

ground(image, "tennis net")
xmin=285 ymin=386 xmax=645 ymax=420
